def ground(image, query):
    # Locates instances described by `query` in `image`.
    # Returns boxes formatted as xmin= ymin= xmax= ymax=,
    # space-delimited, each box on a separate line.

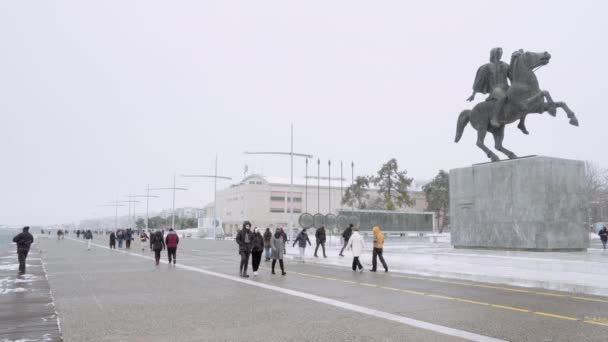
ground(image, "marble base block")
xmin=449 ymin=156 xmax=588 ymax=251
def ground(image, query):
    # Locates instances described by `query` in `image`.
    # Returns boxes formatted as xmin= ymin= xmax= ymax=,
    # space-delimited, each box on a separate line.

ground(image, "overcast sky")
xmin=1 ymin=1 xmax=606 ymax=225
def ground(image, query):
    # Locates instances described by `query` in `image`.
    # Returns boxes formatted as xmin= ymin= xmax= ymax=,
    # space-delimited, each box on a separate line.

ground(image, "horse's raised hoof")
xmin=569 ymin=118 xmax=579 ymax=127
xmin=490 ymin=156 xmax=500 ymax=162
xmin=517 ymin=124 xmax=529 ymax=135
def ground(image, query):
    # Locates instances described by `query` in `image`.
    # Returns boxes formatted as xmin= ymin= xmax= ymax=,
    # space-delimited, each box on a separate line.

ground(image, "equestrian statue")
xmin=455 ymin=48 xmax=579 ymax=162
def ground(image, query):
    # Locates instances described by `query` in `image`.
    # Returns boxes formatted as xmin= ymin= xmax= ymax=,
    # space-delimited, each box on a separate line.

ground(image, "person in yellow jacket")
xmin=371 ymin=226 xmax=388 ymax=272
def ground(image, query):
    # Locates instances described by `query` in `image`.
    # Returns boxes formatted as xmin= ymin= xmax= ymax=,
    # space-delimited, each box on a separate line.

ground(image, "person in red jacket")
xmin=165 ymin=228 xmax=180 ymax=265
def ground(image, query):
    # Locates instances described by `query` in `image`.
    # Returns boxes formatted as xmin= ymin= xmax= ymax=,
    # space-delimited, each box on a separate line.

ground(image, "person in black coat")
xmin=250 ymin=228 xmax=264 ymax=276
xmin=151 ymin=230 xmax=165 ymax=266
xmin=263 ymin=228 xmax=272 ymax=261
xmin=109 ymin=232 xmax=116 ymax=249
xmin=339 ymin=224 xmax=353 ymax=257
xmin=314 ymin=226 xmax=327 ymax=258
xmin=235 ymin=221 xmax=253 ymax=277
xmin=599 ymin=226 xmax=608 ymax=250
xmin=12 ymin=226 xmax=34 ymax=274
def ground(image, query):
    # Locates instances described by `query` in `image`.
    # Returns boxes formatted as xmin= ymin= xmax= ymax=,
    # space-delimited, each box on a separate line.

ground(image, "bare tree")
xmin=581 ymin=162 xmax=608 ymax=229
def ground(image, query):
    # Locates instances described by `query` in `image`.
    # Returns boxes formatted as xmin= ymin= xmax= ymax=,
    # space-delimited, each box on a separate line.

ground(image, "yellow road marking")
xmin=400 ymin=289 xmax=425 ymax=296
xmin=379 ymin=286 xmax=400 ymax=291
xmin=534 ymin=312 xmax=578 ymax=321
xmin=295 ymin=259 xmax=608 ymax=305
xmin=569 ymin=296 xmax=608 ymax=304
xmin=535 ymin=292 xmax=566 ymax=298
xmin=474 ymin=284 xmax=531 ymax=293
xmin=428 ymin=294 xmax=455 ymax=300
xmin=455 ymin=298 xmax=490 ymax=306
xmin=491 ymin=304 xmax=530 ymax=313
xmin=583 ymin=320 xmax=608 ymax=327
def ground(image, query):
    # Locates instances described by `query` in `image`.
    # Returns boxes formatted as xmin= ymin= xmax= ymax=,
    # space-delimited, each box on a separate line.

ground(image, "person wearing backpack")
xmin=151 ymin=230 xmax=165 ymax=266
xmin=165 ymin=228 xmax=179 ymax=265
xmin=339 ymin=224 xmax=353 ymax=257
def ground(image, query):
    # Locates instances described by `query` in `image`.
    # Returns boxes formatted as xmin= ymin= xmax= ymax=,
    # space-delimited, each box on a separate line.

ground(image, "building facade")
xmin=210 ymin=174 xmax=429 ymax=236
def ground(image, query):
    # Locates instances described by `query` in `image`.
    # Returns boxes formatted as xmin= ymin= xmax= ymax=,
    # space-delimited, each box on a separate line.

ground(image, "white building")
xmin=211 ymin=174 xmax=429 ymax=236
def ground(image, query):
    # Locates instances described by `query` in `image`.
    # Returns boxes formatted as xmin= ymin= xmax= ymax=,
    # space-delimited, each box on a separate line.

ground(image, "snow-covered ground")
xmin=283 ymin=234 xmax=608 ymax=297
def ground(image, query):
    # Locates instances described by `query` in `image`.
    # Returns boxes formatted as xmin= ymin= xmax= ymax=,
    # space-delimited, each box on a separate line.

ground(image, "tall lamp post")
xmin=149 ymin=173 xmax=188 ymax=230
xmin=244 ymin=124 xmax=313 ymax=240
xmin=181 ymin=156 xmax=232 ymax=238
xmin=127 ymin=193 xmax=159 ymax=230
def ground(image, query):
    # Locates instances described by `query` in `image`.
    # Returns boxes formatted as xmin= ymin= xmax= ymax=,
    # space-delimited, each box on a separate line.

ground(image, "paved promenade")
xmin=0 ymin=245 xmax=62 ymax=341
xmin=30 ymin=236 xmax=608 ymax=341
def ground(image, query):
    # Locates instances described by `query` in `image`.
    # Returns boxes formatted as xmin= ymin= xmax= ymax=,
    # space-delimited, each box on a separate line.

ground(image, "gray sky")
xmin=1 ymin=1 xmax=606 ymax=225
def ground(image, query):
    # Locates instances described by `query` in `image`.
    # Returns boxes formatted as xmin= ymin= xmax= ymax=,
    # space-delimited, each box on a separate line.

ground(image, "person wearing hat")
xmin=12 ymin=226 xmax=34 ymax=274
xmin=345 ymin=227 xmax=365 ymax=272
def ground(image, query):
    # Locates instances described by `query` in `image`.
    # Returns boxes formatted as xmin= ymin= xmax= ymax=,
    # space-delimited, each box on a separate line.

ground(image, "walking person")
xmin=12 ymin=226 xmax=34 ymax=274
xmin=125 ymin=228 xmax=133 ymax=249
xmin=76 ymin=230 xmax=80 ymax=239
xmin=370 ymin=226 xmax=388 ymax=272
xmin=263 ymin=228 xmax=272 ymax=261
xmin=314 ymin=226 xmax=327 ymax=258
xmin=339 ymin=224 xmax=353 ymax=257
xmin=599 ymin=226 xmax=608 ymax=250
xmin=293 ymin=228 xmax=311 ymax=262
xmin=165 ymin=228 xmax=179 ymax=265
xmin=109 ymin=231 xmax=116 ymax=249
xmin=271 ymin=227 xmax=286 ymax=275
xmin=236 ymin=221 xmax=253 ymax=277
xmin=117 ymin=229 xmax=124 ymax=248
xmin=251 ymin=228 xmax=264 ymax=276
xmin=151 ymin=230 xmax=165 ymax=266
xmin=139 ymin=230 xmax=149 ymax=252
xmin=346 ymin=228 xmax=364 ymax=272
xmin=84 ymin=229 xmax=93 ymax=250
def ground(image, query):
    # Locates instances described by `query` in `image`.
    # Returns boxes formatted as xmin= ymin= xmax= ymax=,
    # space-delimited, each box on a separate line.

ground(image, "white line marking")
xmin=63 ymin=238 xmax=505 ymax=342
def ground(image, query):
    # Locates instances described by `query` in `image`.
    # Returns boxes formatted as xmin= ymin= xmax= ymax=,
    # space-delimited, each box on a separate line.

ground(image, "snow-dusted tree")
xmin=371 ymin=158 xmax=413 ymax=211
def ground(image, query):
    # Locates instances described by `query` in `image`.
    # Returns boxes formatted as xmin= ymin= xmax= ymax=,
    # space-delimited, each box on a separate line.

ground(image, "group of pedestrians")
xmin=235 ymin=221 xmax=389 ymax=277
xmin=236 ymin=221 xmax=287 ymax=277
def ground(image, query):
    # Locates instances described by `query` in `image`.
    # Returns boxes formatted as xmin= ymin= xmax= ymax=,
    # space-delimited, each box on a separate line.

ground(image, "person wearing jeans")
xmin=371 ymin=226 xmax=388 ymax=272
xmin=263 ymin=228 xmax=272 ymax=261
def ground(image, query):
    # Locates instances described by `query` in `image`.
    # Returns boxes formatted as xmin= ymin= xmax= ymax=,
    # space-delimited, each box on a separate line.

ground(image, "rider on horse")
xmin=467 ymin=47 xmax=528 ymax=134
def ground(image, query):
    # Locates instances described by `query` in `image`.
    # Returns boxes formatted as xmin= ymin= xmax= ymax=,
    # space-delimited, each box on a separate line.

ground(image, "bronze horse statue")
xmin=455 ymin=50 xmax=579 ymax=162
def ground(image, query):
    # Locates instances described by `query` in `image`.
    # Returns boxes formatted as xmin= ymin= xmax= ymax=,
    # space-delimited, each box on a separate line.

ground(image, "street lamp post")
xmin=127 ymin=192 xmax=159 ymax=231
xmin=149 ymin=172 xmax=188 ymax=230
xmin=181 ymin=155 xmax=232 ymax=239
xmin=328 ymin=160 xmax=331 ymax=214
xmin=244 ymin=124 xmax=312 ymax=240
xmin=317 ymin=158 xmax=320 ymax=213
xmin=351 ymin=161 xmax=355 ymax=213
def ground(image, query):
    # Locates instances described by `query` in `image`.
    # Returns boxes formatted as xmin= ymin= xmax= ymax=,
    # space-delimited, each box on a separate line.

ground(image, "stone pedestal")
xmin=449 ymin=156 xmax=588 ymax=251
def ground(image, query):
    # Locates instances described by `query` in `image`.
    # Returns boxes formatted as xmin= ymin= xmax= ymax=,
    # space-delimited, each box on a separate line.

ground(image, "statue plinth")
xmin=449 ymin=156 xmax=588 ymax=251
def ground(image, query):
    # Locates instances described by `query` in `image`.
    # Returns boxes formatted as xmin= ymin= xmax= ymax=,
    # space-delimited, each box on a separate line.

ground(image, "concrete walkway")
xmin=0 ymin=243 xmax=62 ymax=342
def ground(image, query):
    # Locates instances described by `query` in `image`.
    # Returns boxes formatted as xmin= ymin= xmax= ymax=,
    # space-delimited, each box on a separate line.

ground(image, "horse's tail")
xmin=455 ymin=110 xmax=471 ymax=143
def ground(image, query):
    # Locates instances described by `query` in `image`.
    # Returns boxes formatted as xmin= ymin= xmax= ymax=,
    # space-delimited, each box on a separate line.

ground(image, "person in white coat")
xmin=345 ymin=228 xmax=365 ymax=272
